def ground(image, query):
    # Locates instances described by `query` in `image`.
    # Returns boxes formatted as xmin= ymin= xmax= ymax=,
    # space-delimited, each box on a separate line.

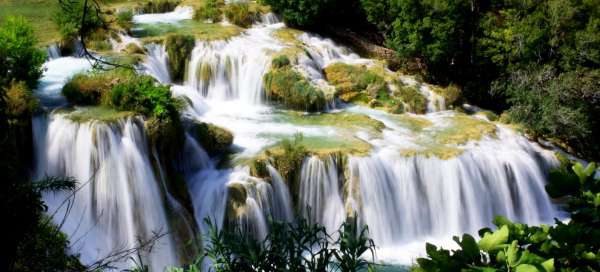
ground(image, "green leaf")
xmin=479 ymin=225 xmax=509 ymax=252
xmin=506 ymin=241 xmax=519 ymax=267
xmin=516 ymin=264 xmax=539 ymax=272
xmin=541 ymin=258 xmax=554 ymax=272
xmin=572 ymin=162 xmax=596 ymax=184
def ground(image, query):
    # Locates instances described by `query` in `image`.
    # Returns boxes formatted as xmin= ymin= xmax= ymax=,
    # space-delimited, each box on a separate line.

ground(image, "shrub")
xmin=0 ymin=16 xmax=46 ymax=88
xmin=194 ymin=0 xmax=224 ymax=23
xmin=116 ymin=10 xmax=134 ymax=30
xmin=4 ymin=81 xmax=39 ymax=118
xmin=165 ymin=34 xmax=195 ymax=82
xmin=140 ymin=0 xmax=181 ymax=14
xmin=271 ymin=55 xmax=291 ymax=69
xmin=109 ymin=75 xmax=181 ymax=120
xmin=263 ymin=67 xmax=326 ymax=112
xmin=190 ymin=121 xmax=233 ymax=156
xmin=62 ymin=69 xmax=134 ymax=105
xmin=223 ymin=2 xmax=258 ymax=28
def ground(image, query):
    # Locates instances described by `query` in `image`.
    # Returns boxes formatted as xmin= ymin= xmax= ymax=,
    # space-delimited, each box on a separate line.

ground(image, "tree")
xmin=0 ymin=16 xmax=46 ymax=89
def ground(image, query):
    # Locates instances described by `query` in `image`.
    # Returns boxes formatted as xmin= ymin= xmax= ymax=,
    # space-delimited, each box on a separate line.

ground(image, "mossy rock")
xmin=190 ymin=121 xmax=234 ymax=156
xmin=399 ymin=145 xmax=465 ymax=160
xmin=276 ymin=111 xmax=385 ymax=134
xmin=226 ymin=182 xmax=248 ymax=219
xmin=146 ymin=116 xmax=185 ymax=161
xmin=391 ymin=82 xmax=427 ymax=114
xmin=263 ymin=67 xmax=326 ymax=112
xmin=62 ymin=106 xmax=135 ymax=123
xmin=139 ymin=0 xmax=180 ymax=13
xmin=432 ymin=115 xmax=497 ymax=145
xmin=431 ymin=84 xmax=462 ymax=107
xmin=392 ymin=114 xmax=433 ymax=132
xmin=62 ymin=70 xmax=133 ymax=106
xmin=165 ymin=34 xmax=195 ymax=82
xmin=124 ymin=43 xmax=146 ymax=55
xmin=223 ymin=2 xmax=259 ymax=28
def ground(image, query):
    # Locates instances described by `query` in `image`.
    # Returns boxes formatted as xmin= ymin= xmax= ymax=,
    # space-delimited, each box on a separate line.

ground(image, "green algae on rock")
xmin=61 ymin=106 xmax=135 ymax=123
xmin=432 ymin=115 xmax=497 ymax=145
xmin=190 ymin=121 xmax=234 ymax=156
xmin=263 ymin=65 xmax=326 ymax=112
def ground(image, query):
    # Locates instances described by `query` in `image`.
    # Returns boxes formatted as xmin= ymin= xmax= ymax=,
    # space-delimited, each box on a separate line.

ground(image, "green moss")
xmin=263 ymin=67 xmax=326 ymax=112
xmin=194 ymin=0 xmax=224 ymax=22
xmin=271 ymin=55 xmax=291 ymax=69
xmin=62 ymin=106 xmax=135 ymax=123
xmin=474 ymin=110 xmax=499 ymax=121
xmin=392 ymin=114 xmax=433 ymax=132
xmin=270 ymin=28 xmax=305 ymax=62
xmin=276 ymin=111 xmax=385 ymax=133
xmin=399 ymin=145 xmax=465 ymax=160
xmin=431 ymin=84 xmax=462 ymax=106
xmin=191 ymin=121 xmax=234 ymax=156
xmin=392 ymin=82 xmax=427 ymax=114
xmin=165 ymin=34 xmax=195 ymax=82
xmin=432 ymin=115 xmax=497 ymax=145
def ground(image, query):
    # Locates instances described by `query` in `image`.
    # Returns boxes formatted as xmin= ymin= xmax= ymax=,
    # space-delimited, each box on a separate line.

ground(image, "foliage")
xmin=194 ymin=0 xmax=224 ymax=23
xmin=223 ymin=2 xmax=258 ymax=28
xmin=0 ymin=16 xmax=46 ymax=88
xmin=414 ymin=161 xmax=600 ymax=271
xmin=116 ymin=10 xmax=134 ymax=30
xmin=171 ymin=216 xmax=375 ymax=272
xmin=271 ymin=55 xmax=291 ymax=69
xmin=263 ymin=66 xmax=326 ymax=112
xmin=260 ymin=0 xmax=332 ymax=27
xmin=109 ymin=75 xmax=181 ymax=120
xmin=62 ymin=69 xmax=133 ymax=105
xmin=53 ymin=0 xmax=104 ymax=41
xmin=190 ymin=121 xmax=233 ymax=156
xmin=139 ymin=0 xmax=180 ymax=14
xmin=4 ymin=81 xmax=39 ymax=118
xmin=164 ymin=34 xmax=195 ymax=82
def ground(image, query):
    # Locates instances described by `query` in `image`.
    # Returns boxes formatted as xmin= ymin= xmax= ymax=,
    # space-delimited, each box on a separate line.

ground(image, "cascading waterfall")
xmin=47 ymin=43 xmax=61 ymax=60
xmin=33 ymin=114 xmax=179 ymax=271
xmin=35 ymin=56 xmax=92 ymax=108
xmin=143 ymin=43 xmax=171 ymax=84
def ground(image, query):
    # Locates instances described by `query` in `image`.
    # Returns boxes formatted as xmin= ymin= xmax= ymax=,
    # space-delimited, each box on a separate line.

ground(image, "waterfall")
xmin=47 ymin=44 xmax=61 ymax=60
xmin=35 ymin=57 xmax=92 ymax=108
xmin=132 ymin=6 xmax=194 ymax=24
xmin=298 ymin=156 xmax=346 ymax=233
xmin=185 ymin=27 xmax=284 ymax=103
xmin=261 ymin=12 xmax=281 ymax=25
xmin=143 ymin=43 xmax=171 ymax=84
xmin=267 ymin=165 xmax=294 ymax=222
xmin=33 ymin=114 xmax=179 ymax=271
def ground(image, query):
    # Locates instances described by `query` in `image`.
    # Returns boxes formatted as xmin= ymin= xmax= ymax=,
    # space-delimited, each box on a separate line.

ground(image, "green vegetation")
xmin=260 ymin=0 xmax=331 ymax=27
xmin=194 ymin=0 xmax=224 ymax=23
xmin=271 ymin=55 xmax=291 ymax=69
xmin=165 ymin=34 xmax=195 ymax=82
xmin=190 ymin=121 xmax=233 ymax=156
xmin=116 ymin=10 xmax=134 ymax=30
xmin=263 ymin=63 xmax=326 ymax=112
xmin=109 ymin=75 xmax=181 ymax=120
xmin=53 ymin=0 xmax=105 ymax=42
xmin=62 ymin=69 xmax=132 ymax=105
xmin=139 ymin=0 xmax=180 ymax=14
xmin=63 ymin=106 xmax=135 ymax=123
xmin=415 ymin=161 xmax=600 ymax=271
xmin=171 ymin=216 xmax=375 ymax=272
xmin=223 ymin=2 xmax=259 ymax=28
xmin=277 ymin=111 xmax=385 ymax=133
xmin=4 ymin=81 xmax=39 ymax=118
xmin=0 ymin=0 xmax=60 ymax=45
xmin=432 ymin=115 xmax=497 ymax=145
xmin=324 ymin=62 xmax=426 ymax=113
xmin=0 ymin=16 xmax=46 ymax=88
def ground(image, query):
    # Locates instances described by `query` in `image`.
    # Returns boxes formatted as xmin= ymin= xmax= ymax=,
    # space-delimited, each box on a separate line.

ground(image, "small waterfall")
xmin=33 ymin=114 xmax=179 ymax=271
xmin=185 ymin=28 xmax=283 ymax=103
xmin=261 ymin=12 xmax=281 ymax=25
xmin=267 ymin=165 xmax=294 ymax=222
xmin=47 ymin=44 xmax=61 ymax=60
xmin=298 ymin=156 xmax=346 ymax=233
xmin=132 ymin=6 xmax=194 ymax=24
xmin=143 ymin=43 xmax=171 ymax=84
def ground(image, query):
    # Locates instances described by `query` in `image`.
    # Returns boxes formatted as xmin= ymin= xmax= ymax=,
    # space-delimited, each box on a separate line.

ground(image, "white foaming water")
xmin=143 ymin=43 xmax=171 ymax=84
xmin=132 ymin=6 xmax=194 ymax=24
xmin=47 ymin=44 xmax=61 ymax=60
xmin=185 ymin=24 xmax=285 ymax=103
xmin=32 ymin=114 xmax=179 ymax=271
xmin=35 ymin=57 xmax=92 ymax=108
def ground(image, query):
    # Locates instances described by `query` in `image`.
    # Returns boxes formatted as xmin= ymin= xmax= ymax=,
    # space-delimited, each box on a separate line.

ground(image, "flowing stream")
xmin=31 ymin=6 xmax=563 ymax=270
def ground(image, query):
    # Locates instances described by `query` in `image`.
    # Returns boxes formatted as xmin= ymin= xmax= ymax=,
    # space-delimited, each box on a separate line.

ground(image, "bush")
xmin=62 ymin=69 xmax=134 ymax=105
xmin=194 ymin=0 xmax=224 ymax=23
xmin=223 ymin=2 xmax=258 ymax=28
xmin=261 ymin=0 xmax=333 ymax=27
xmin=109 ymin=75 xmax=181 ymax=120
xmin=0 ymin=16 xmax=46 ymax=89
xmin=176 ymin=215 xmax=375 ymax=272
xmin=271 ymin=55 xmax=291 ymax=69
xmin=140 ymin=0 xmax=181 ymax=13
xmin=4 ymin=81 xmax=39 ymax=118
xmin=116 ymin=10 xmax=134 ymax=30
xmin=190 ymin=121 xmax=233 ymax=156
xmin=165 ymin=34 xmax=195 ymax=82
xmin=263 ymin=67 xmax=326 ymax=112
